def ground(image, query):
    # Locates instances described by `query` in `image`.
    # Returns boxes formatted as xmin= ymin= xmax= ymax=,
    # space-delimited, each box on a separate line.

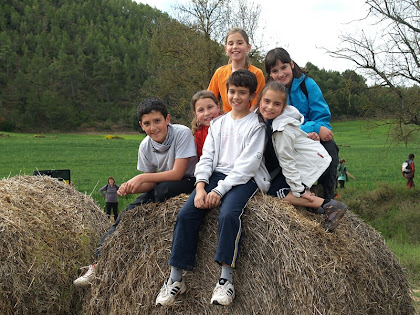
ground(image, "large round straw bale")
xmin=0 ymin=175 xmax=109 ymax=315
xmin=85 ymin=193 xmax=414 ymax=314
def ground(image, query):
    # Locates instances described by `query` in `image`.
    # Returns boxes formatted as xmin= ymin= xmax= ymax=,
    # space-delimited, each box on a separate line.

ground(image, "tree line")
xmin=0 ymin=0 xmax=418 ymax=138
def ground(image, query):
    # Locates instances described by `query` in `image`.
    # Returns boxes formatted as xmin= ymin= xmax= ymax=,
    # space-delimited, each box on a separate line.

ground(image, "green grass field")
xmin=0 ymin=132 xmax=146 ymax=210
xmin=1 ymin=121 xmax=419 ymax=297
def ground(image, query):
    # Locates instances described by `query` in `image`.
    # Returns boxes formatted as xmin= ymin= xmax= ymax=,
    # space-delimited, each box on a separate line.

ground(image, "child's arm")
xmin=118 ymin=158 xmax=190 ymax=196
xmin=345 ymin=170 xmax=356 ymax=180
xmin=298 ymin=78 xmax=332 ymax=137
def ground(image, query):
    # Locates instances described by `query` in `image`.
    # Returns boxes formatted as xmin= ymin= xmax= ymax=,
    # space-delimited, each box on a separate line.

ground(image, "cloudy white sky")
xmin=135 ymin=0 xmax=371 ymax=73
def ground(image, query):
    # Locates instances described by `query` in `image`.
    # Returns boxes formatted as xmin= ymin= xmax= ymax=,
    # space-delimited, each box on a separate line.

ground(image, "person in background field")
xmin=402 ymin=153 xmax=415 ymax=189
xmin=190 ymin=90 xmax=221 ymax=159
xmin=155 ymin=69 xmax=270 ymax=307
xmin=259 ymin=81 xmax=348 ymax=232
xmin=73 ymin=98 xmax=198 ymax=288
xmin=264 ymin=48 xmax=339 ymax=201
xmin=336 ymin=159 xmax=356 ymax=189
xmin=208 ymin=27 xmax=265 ymax=113
xmin=99 ymin=176 xmax=120 ymax=222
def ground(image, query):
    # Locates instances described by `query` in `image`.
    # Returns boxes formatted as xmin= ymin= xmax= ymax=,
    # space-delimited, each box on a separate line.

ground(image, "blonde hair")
xmin=190 ymin=90 xmax=219 ymax=135
xmin=225 ymin=27 xmax=250 ymax=69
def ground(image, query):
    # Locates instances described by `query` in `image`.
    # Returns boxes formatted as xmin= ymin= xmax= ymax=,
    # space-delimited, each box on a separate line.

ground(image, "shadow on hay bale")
xmin=0 ymin=175 xmax=109 ymax=315
xmin=85 ymin=193 xmax=414 ymax=315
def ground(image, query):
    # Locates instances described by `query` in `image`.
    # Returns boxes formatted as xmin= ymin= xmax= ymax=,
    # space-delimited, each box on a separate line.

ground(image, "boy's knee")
xmin=154 ymin=183 xmax=170 ymax=202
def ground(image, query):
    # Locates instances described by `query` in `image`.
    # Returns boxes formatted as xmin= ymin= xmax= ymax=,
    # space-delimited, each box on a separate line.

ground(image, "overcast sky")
xmin=135 ymin=0 xmax=370 ymax=73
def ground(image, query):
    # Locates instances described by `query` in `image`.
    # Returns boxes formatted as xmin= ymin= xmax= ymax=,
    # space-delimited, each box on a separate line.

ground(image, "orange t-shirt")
xmin=208 ymin=64 xmax=265 ymax=113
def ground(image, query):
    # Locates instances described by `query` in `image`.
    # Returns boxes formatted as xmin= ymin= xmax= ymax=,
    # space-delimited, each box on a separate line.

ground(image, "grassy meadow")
xmin=1 ymin=121 xmax=419 ymax=294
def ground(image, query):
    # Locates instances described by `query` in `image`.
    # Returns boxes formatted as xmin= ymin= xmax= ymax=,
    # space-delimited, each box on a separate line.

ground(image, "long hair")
xmin=225 ymin=27 xmax=251 ymax=69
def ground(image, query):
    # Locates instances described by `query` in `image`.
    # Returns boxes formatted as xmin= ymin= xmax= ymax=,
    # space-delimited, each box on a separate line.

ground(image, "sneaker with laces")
xmin=73 ymin=264 xmax=96 ymax=288
xmin=321 ymin=199 xmax=348 ymax=232
xmin=155 ymin=278 xmax=187 ymax=306
xmin=210 ymin=278 xmax=235 ymax=306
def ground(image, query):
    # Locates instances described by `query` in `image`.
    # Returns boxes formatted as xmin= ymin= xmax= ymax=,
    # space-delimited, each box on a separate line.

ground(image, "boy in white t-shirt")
xmin=74 ymin=98 xmax=198 ymax=288
xmin=155 ymin=69 xmax=270 ymax=307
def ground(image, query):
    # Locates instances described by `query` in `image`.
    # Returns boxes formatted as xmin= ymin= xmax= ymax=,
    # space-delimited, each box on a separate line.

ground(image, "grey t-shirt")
xmin=137 ymin=124 xmax=197 ymax=177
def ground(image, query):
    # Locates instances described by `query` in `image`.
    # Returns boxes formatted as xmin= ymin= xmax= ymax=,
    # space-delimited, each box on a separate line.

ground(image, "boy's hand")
xmin=118 ymin=175 xmax=144 ymax=196
xmin=319 ymin=126 xmax=334 ymax=142
xmin=194 ymin=188 xmax=208 ymax=209
xmin=206 ymin=191 xmax=221 ymax=209
xmin=307 ymin=132 xmax=320 ymax=141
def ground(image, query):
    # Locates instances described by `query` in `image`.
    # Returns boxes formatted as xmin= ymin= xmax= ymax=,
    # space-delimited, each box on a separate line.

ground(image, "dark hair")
xmin=225 ymin=27 xmax=251 ymax=68
xmin=264 ymin=48 xmax=307 ymax=82
xmin=190 ymin=90 xmax=220 ymax=134
xmin=108 ymin=176 xmax=115 ymax=184
xmin=258 ymin=81 xmax=288 ymax=105
xmin=226 ymin=69 xmax=258 ymax=95
xmin=409 ymin=153 xmax=415 ymax=159
xmin=137 ymin=98 xmax=168 ymax=121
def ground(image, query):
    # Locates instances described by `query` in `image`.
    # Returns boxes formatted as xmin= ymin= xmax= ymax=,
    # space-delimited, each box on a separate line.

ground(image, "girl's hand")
xmin=206 ymin=191 xmax=221 ymax=209
xmin=319 ymin=126 xmax=334 ymax=142
xmin=194 ymin=188 xmax=208 ymax=209
xmin=307 ymin=132 xmax=320 ymax=141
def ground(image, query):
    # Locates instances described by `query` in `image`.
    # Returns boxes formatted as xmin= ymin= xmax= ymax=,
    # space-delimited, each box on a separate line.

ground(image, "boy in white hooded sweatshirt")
xmin=155 ymin=69 xmax=270 ymax=307
xmin=259 ymin=81 xmax=348 ymax=232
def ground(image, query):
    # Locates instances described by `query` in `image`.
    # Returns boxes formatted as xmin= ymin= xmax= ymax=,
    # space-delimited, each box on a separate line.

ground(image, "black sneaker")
xmin=321 ymin=199 xmax=348 ymax=232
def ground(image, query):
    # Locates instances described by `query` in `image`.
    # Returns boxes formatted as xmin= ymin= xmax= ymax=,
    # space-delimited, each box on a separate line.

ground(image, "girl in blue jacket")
xmin=264 ymin=47 xmax=339 ymax=200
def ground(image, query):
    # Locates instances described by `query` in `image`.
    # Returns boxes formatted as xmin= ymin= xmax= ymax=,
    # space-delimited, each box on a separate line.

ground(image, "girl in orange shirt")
xmin=208 ymin=28 xmax=265 ymax=113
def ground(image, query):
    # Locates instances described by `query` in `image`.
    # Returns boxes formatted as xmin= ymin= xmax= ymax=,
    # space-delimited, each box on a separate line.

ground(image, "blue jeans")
xmin=169 ymin=172 xmax=258 ymax=271
xmin=95 ymin=177 xmax=195 ymax=258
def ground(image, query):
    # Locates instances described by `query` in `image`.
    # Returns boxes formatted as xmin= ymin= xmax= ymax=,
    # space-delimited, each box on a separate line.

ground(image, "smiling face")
xmin=139 ymin=110 xmax=170 ymax=143
xmin=227 ymin=84 xmax=254 ymax=114
xmin=259 ymin=89 xmax=287 ymax=121
xmin=269 ymin=60 xmax=294 ymax=87
xmin=194 ymin=98 xmax=220 ymax=127
xmin=224 ymin=32 xmax=251 ymax=64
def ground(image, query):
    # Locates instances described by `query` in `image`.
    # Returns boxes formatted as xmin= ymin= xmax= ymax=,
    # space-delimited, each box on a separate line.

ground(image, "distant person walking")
xmin=99 ymin=176 xmax=120 ymax=221
xmin=401 ymin=153 xmax=415 ymax=189
xmin=336 ymin=159 xmax=356 ymax=189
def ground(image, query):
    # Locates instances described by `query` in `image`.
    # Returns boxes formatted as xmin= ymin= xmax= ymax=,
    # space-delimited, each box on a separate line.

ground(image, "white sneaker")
xmin=73 ymin=264 xmax=96 ymax=288
xmin=210 ymin=279 xmax=235 ymax=306
xmin=155 ymin=278 xmax=187 ymax=306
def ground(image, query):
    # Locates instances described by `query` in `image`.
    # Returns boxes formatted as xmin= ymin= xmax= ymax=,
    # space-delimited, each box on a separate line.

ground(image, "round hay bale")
xmin=84 ymin=193 xmax=414 ymax=314
xmin=0 ymin=175 xmax=109 ymax=315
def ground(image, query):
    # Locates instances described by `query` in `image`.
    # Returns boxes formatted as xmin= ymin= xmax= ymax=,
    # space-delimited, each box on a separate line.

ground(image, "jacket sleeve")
xmin=98 ymin=185 xmax=107 ymax=196
xmin=301 ymin=78 xmax=331 ymax=135
xmin=212 ymin=125 xmax=265 ymax=197
xmin=273 ymin=128 xmax=305 ymax=196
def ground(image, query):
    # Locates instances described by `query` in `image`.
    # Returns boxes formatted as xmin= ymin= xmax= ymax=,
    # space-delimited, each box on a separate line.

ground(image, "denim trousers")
xmin=169 ymin=172 xmax=258 ymax=271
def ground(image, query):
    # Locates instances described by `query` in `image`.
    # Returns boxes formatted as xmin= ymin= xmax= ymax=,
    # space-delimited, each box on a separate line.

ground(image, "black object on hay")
xmin=85 ymin=193 xmax=414 ymax=314
xmin=0 ymin=175 xmax=109 ymax=315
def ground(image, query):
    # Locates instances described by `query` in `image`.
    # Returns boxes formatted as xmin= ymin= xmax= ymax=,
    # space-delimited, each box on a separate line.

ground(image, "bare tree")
xmin=174 ymin=0 xmax=263 ymax=72
xmin=327 ymin=0 xmax=420 ymax=143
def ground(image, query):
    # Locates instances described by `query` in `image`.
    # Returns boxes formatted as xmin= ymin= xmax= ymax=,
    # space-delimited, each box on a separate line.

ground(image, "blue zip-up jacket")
xmin=287 ymin=75 xmax=332 ymax=135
